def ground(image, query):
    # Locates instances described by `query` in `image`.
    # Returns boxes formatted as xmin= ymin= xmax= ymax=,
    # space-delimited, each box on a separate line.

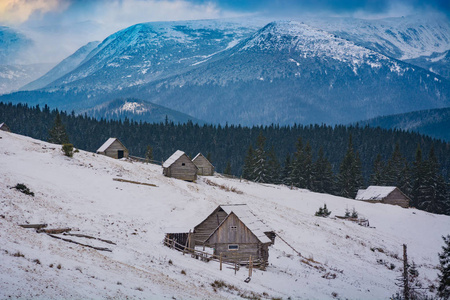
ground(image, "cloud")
xmin=0 ymin=0 xmax=69 ymax=25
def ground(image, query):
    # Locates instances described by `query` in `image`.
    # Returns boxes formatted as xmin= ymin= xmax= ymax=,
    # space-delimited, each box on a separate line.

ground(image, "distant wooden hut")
xmin=96 ymin=138 xmax=129 ymax=159
xmin=0 ymin=123 xmax=11 ymax=132
xmin=356 ymin=186 xmax=410 ymax=208
xmin=192 ymin=153 xmax=214 ymax=176
xmin=193 ymin=204 xmax=275 ymax=264
xmin=162 ymin=150 xmax=198 ymax=182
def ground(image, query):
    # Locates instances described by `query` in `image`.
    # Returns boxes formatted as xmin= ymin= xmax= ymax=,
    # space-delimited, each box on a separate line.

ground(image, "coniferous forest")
xmin=1 ymin=101 xmax=449 ymax=215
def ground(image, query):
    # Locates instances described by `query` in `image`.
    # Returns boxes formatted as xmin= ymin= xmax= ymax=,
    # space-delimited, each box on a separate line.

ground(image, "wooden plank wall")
xmin=165 ymin=155 xmax=197 ymax=181
xmin=193 ymin=155 xmax=214 ymax=176
xmin=104 ymin=140 xmax=129 ymax=159
xmin=193 ymin=210 xmax=228 ymax=244
xmin=384 ymin=189 xmax=409 ymax=208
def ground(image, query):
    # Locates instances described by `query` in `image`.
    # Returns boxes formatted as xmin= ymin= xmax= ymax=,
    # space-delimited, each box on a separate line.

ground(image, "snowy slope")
xmin=1 ymin=131 xmax=448 ymax=299
xmin=0 ymin=63 xmax=53 ymax=95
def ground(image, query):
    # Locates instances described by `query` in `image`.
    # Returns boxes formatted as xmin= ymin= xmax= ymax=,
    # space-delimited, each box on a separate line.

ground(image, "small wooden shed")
xmin=356 ymin=186 xmax=410 ymax=208
xmin=193 ymin=204 xmax=274 ymax=264
xmin=192 ymin=153 xmax=214 ymax=176
xmin=0 ymin=123 xmax=11 ymax=132
xmin=162 ymin=150 xmax=198 ymax=182
xmin=96 ymin=138 xmax=129 ymax=159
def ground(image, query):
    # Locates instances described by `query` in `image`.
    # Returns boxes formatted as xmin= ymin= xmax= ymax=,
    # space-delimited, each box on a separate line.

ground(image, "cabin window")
xmin=228 ymin=244 xmax=239 ymax=251
xmin=182 ymin=163 xmax=186 ymax=166
xmin=230 ymin=226 xmax=237 ymax=231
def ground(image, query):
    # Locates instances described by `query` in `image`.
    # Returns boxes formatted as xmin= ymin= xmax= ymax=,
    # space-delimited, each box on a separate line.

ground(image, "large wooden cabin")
xmin=193 ymin=204 xmax=274 ymax=264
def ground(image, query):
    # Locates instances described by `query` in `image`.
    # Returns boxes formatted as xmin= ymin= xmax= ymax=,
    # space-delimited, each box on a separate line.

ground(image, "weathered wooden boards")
xmin=19 ymin=224 xmax=114 ymax=252
xmin=113 ymin=178 xmax=157 ymax=187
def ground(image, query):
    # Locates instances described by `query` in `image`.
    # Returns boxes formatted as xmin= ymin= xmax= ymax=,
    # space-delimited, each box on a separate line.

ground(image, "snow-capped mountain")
xmin=304 ymin=14 xmax=450 ymax=78
xmin=1 ymin=18 xmax=449 ymax=126
xmin=305 ymin=14 xmax=450 ymax=61
xmin=43 ymin=20 xmax=262 ymax=92
xmin=122 ymin=21 xmax=450 ymax=125
xmin=20 ymin=41 xmax=100 ymax=91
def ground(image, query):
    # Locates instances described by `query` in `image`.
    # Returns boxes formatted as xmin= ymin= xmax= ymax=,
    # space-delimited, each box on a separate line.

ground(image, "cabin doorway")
xmin=118 ymin=150 xmax=124 ymax=159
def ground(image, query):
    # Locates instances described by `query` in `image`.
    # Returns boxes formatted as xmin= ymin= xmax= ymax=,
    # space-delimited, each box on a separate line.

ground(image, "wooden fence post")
xmin=220 ymin=253 xmax=223 ymax=271
xmin=249 ymin=255 xmax=253 ymax=277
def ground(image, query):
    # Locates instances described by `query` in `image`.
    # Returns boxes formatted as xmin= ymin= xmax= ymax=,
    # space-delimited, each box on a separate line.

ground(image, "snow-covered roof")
xmin=97 ymin=138 xmax=119 ymax=153
xmin=218 ymin=204 xmax=272 ymax=244
xmin=192 ymin=153 xmax=203 ymax=161
xmin=355 ymin=186 xmax=397 ymax=201
xmin=162 ymin=150 xmax=186 ymax=168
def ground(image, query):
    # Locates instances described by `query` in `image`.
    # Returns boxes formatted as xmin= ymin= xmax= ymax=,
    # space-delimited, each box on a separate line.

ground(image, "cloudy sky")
xmin=1 ymin=0 xmax=449 ymax=63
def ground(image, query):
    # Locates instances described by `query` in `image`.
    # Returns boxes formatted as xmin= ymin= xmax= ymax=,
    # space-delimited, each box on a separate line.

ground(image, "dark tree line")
xmin=242 ymin=131 xmax=450 ymax=215
xmin=1 ymin=101 xmax=449 ymax=214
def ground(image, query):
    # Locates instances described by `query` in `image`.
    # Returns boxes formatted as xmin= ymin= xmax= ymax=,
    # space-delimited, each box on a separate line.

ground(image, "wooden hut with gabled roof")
xmin=193 ymin=204 xmax=275 ymax=263
xmin=355 ymin=186 xmax=410 ymax=208
xmin=0 ymin=122 xmax=11 ymax=132
xmin=96 ymin=138 xmax=129 ymax=159
xmin=162 ymin=150 xmax=198 ymax=182
xmin=192 ymin=153 xmax=214 ymax=176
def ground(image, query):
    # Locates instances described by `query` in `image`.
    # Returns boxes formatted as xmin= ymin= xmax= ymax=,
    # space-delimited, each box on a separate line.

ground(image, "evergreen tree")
xmin=303 ymin=142 xmax=314 ymax=190
xmin=48 ymin=112 xmax=70 ymax=144
xmin=282 ymin=153 xmax=292 ymax=186
xmin=242 ymin=145 xmax=256 ymax=180
xmin=437 ymin=235 xmax=450 ymax=299
xmin=411 ymin=144 xmax=427 ymax=209
xmin=145 ymin=145 xmax=153 ymax=162
xmin=384 ymin=143 xmax=410 ymax=193
xmin=266 ymin=146 xmax=281 ymax=184
xmin=224 ymin=161 xmax=232 ymax=176
xmin=312 ymin=147 xmax=334 ymax=194
xmin=290 ymin=137 xmax=306 ymax=188
xmin=336 ymin=135 xmax=363 ymax=198
xmin=418 ymin=147 xmax=449 ymax=214
xmin=253 ymin=132 xmax=268 ymax=183
xmin=370 ymin=153 xmax=385 ymax=185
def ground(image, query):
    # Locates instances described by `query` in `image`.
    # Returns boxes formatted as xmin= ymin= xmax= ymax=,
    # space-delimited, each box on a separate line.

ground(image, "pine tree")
xmin=266 ymin=146 xmax=280 ymax=184
xmin=242 ymin=145 xmax=256 ymax=180
xmin=418 ymin=146 xmax=449 ymax=214
xmin=290 ymin=137 xmax=306 ymax=188
xmin=253 ymin=132 xmax=268 ymax=183
xmin=282 ymin=153 xmax=292 ymax=186
xmin=336 ymin=135 xmax=363 ymax=198
xmin=48 ymin=112 xmax=70 ymax=144
xmin=411 ymin=144 xmax=426 ymax=208
xmin=370 ymin=153 xmax=385 ymax=185
xmin=303 ymin=142 xmax=314 ymax=190
xmin=224 ymin=161 xmax=232 ymax=176
xmin=437 ymin=235 xmax=450 ymax=299
xmin=145 ymin=145 xmax=153 ymax=162
xmin=312 ymin=147 xmax=334 ymax=194
xmin=384 ymin=143 xmax=410 ymax=193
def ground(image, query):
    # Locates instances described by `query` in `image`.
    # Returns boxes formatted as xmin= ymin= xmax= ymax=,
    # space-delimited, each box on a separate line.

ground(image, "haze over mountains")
xmin=0 ymin=15 xmax=449 ymax=131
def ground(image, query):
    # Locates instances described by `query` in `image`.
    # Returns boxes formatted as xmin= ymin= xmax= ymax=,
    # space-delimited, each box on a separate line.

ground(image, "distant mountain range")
xmin=359 ymin=107 xmax=450 ymax=142
xmin=1 ymin=16 xmax=449 ymax=127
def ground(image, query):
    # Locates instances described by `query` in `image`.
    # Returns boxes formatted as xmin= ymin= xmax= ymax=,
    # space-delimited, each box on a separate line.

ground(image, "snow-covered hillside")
xmin=1 ymin=131 xmax=448 ymax=299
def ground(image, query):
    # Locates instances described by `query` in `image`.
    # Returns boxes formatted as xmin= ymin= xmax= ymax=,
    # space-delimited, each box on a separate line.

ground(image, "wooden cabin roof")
xmin=200 ymin=204 xmax=272 ymax=244
xmin=356 ymin=186 xmax=398 ymax=201
xmin=97 ymin=138 xmax=127 ymax=153
xmin=163 ymin=150 xmax=191 ymax=168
